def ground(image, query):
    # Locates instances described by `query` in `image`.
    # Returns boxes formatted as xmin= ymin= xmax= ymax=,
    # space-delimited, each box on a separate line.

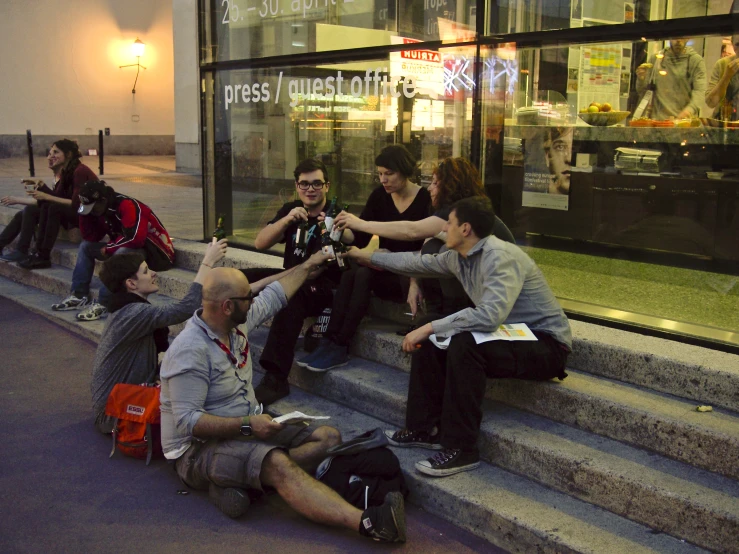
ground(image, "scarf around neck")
xmin=107 ymin=292 xmax=170 ymax=354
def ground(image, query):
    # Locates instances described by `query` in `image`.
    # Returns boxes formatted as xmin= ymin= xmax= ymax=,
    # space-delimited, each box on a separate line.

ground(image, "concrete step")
xmin=0 ymin=278 xmax=713 ymax=554
xmin=249 ymin=327 xmax=739 ymax=553
xmin=349 ymin=323 xmax=739 ymax=480
xmin=4 ymin=233 xmax=739 ymax=479
xmin=1 ymin=274 xmax=735 ymax=553
xmin=267 ymin=383 xmax=711 ymax=554
xmin=367 ymin=295 xmax=739 ymax=413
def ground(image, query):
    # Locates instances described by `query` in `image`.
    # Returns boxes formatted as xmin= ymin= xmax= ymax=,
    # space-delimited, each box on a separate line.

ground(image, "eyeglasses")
xmin=229 ymin=291 xmax=258 ymax=303
xmin=296 ymin=180 xmax=326 ymax=190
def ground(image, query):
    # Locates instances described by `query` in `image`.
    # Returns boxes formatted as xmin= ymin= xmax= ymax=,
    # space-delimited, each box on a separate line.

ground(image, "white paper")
xmin=273 ymin=411 xmax=330 ymax=425
xmin=429 ymin=324 xmax=538 ymax=349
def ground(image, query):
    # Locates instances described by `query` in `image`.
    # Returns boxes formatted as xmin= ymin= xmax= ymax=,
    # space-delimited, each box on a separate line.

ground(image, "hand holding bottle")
xmin=203 ymin=238 xmax=228 ymax=267
xmin=287 ymin=206 xmax=309 ymax=223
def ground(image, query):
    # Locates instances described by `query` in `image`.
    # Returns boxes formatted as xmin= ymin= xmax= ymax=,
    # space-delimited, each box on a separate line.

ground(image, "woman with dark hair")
xmin=0 ymin=139 xmax=97 ymax=268
xmin=333 ymin=157 xmax=514 ymax=316
xmin=293 ymin=144 xmax=432 ymax=374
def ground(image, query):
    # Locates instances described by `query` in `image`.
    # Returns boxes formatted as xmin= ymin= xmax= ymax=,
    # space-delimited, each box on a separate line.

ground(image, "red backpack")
xmin=104 ymin=383 xmax=163 ymax=465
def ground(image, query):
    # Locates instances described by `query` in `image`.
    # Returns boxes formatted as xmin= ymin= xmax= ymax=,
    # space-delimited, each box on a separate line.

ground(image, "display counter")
xmin=499 ymin=124 xmax=739 ymax=262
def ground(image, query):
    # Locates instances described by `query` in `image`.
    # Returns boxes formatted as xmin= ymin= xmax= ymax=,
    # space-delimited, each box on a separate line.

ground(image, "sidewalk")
xmin=0 ymin=156 xmax=203 ymax=241
xmin=0 ymin=296 xmax=500 ymax=554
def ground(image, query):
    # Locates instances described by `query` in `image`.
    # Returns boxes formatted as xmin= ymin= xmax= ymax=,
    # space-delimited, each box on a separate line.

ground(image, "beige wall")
xmin=0 ymin=0 xmax=175 ymax=137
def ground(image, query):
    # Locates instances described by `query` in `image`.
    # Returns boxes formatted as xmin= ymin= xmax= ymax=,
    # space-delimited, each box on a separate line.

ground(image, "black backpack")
xmin=316 ymin=429 xmax=409 ymax=509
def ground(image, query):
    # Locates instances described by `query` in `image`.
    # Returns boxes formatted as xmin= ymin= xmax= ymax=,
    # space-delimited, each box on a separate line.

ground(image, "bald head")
xmin=202 ymin=267 xmax=251 ymax=304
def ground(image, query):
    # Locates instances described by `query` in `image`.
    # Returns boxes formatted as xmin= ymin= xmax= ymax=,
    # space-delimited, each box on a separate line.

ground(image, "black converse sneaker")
xmin=415 ymin=448 xmax=480 ymax=477
xmin=385 ymin=428 xmax=442 ymax=450
xmin=359 ymin=491 xmax=406 ymax=543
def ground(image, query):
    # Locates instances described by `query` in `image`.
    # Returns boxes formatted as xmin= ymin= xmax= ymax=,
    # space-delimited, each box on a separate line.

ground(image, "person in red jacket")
xmin=51 ymin=180 xmax=175 ymax=321
xmin=0 ymin=139 xmax=96 ymax=266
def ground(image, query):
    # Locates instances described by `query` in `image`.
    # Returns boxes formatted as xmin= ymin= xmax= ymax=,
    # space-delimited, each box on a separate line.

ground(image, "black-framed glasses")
xmin=296 ymin=180 xmax=326 ymax=190
xmin=229 ymin=291 xmax=258 ymax=303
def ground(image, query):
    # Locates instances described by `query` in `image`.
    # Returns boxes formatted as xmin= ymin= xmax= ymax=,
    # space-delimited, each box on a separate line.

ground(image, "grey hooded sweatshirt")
xmin=636 ymin=46 xmax=707 ymax=120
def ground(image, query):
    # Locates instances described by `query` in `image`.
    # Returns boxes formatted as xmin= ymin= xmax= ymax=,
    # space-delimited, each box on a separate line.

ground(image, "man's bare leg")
xmin=288 ymin=425 xmax=341 ymax=472
xmin=261 ymin=449 xmax=362 ymax=530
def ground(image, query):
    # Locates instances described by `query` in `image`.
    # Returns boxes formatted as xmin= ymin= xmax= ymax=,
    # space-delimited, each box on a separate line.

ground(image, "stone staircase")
xmin=1 ymin=208 xmax=738 ymax=554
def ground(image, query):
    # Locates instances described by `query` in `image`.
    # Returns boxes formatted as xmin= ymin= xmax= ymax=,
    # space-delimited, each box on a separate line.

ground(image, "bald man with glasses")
xmin=251 ymin=159 xmax=355 ymax=406
xmin=158 ymin=260 xmax=407 ymax=542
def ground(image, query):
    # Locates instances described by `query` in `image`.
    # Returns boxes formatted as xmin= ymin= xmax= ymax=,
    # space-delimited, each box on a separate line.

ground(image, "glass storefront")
xmin=199 ymin=0 xmax=739 ymax=348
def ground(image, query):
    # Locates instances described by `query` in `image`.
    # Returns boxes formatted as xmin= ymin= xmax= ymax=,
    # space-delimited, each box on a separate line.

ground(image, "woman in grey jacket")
xmin=90 ymin=239 xmax=227 ymax=433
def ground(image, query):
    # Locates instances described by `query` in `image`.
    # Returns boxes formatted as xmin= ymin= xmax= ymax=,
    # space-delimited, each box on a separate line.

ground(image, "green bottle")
xmin=330 ymin=203 xmax=350 ymax=242
xmin=323 ymin=196 xmax=338 ymax=233
xmin=212 ymin=215 xmax=226 ymax=241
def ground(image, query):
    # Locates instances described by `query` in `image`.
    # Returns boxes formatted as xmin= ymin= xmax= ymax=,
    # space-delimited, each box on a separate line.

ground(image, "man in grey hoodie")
xmin=636 ymin=38 xmax=707 ymax=120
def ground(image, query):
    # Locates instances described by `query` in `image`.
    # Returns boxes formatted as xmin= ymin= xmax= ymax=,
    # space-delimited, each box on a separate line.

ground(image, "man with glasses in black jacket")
xmin=251 ymin=159 xmax=355 ymax=405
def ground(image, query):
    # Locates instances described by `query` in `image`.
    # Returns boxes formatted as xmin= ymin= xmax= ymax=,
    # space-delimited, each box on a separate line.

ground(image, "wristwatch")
xmin=240 ymin=416 xmax=252 ymax=437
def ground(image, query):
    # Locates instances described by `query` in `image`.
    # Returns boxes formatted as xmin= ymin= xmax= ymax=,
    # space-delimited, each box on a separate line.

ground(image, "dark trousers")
xmin=36 ymin=202 xmax=78 ymax=258
xmin=0 ymin=205 xmax=41 ymax=254
xmin=259 ymin=280 xmax=334 ymax=380
xmin=407 ymin=332 xmax=568 ymax=452
xmin=325 ymin=265 xmax=408 ymax=347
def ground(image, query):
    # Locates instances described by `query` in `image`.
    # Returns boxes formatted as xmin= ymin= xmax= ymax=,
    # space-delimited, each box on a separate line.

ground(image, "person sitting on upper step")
xmin=158 ymin=260 xmax=406 ymax=542
xmin=345 ymin=196 xmax=572 ymax=478
xmin=331 ymin=156 xmax=515 ymax=320
xmin=0 ymin=139 xmax=97 ymax=266
xmin=50 ymin=180 xmax=176 ymax=322
xmin=250 ymin=158 xmax=355 ymax=406
xmin=295 ymin=144 xmax=431 ymax=374
xmin=90 ymin=239 xmax=227 ymax=434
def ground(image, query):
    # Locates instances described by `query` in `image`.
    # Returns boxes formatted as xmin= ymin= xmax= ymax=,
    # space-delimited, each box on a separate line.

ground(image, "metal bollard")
xmin=26 ymin=130 xmax=35 ymax=177
xmin=98 ymin=130 xmax=104 ymax=176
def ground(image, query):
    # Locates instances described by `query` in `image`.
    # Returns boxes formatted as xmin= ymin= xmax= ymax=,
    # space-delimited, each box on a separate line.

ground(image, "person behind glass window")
xmin=297 ymin=144 xmax=431 ymax=373
xmin=635 ymin=38 xmax=707 ymax=120
xmin=0 ymin=139 xmax=96 ymax=266
xmin=705 ymin=34 xmax=739 ymax=121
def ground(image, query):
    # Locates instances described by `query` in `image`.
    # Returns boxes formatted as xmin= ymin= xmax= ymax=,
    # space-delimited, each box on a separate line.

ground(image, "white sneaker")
xmin=52 ymin=294 xmax=89 ymax=311
xmin=77 ymin=302 xmax=108 ymax=321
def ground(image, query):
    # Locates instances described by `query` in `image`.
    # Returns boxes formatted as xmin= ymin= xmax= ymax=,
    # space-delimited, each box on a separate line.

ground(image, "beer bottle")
xmin=295 ymin=220 xmax=308 ymax=249
xmin=323 ymin=196 xmax=338 ymax=233
xmin=212 ymin=215 xmax=227 ymax=241
xmin=334 ymin=240 xmax=350 ymax=272
xmin=330 ymin=203 xmax=350 ymax=242
xmin=320 ymin=224 xmax=335 ymax=258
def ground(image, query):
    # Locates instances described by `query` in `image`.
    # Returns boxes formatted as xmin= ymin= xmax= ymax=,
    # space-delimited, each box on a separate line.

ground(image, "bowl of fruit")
xmin=578 ymin=103 xmax=630 ymax=126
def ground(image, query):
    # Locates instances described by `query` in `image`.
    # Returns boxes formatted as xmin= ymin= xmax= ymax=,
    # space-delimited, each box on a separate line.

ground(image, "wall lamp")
xmin=119 ymin=38 xmax=147 ymax=94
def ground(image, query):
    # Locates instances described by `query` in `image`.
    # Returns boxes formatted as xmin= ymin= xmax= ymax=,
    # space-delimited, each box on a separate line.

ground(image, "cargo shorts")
xmin=175 ymin=423 xmax=314 ymax=492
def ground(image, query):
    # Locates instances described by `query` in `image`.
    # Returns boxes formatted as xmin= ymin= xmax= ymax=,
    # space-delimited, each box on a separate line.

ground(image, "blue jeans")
xmin=71 ymin=241 xmax=144 ymax=306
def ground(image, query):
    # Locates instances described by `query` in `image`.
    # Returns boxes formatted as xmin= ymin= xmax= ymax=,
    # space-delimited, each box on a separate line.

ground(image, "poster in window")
xmin=522 ymin=126 xmax=573 ymax=211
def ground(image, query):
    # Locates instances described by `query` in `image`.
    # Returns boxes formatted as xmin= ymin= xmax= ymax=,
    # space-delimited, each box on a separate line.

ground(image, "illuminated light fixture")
xmin=119 ymin=38 xmax=147 ymax=94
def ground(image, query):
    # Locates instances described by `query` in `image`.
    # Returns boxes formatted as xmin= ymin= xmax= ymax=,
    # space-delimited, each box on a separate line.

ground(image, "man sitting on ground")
xmin=251 ymin=158 xmax=353 ymax=405
xmin=159 ymin=257 xmax=406 ymax=542
xmin=90 ymin=239 xmax=227 ymax=433
xmin=346 ymin=197 xmax=572 ymax=477
xmin=51 ymin=180 xmax=176 ymax=322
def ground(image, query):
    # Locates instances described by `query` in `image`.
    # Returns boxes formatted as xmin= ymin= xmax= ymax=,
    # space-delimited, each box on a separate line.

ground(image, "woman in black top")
xmin=333 ymin=157 xmax=514 ymax=317
xmin=299 ymin=144 xmax=431 ymax=372
xmin=0 ymin=139 xmax=97 ymax=267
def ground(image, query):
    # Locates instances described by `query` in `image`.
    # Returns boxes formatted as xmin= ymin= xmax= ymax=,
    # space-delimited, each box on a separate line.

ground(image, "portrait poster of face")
xmin=522 ymin=126 xmax=573 ymax=211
